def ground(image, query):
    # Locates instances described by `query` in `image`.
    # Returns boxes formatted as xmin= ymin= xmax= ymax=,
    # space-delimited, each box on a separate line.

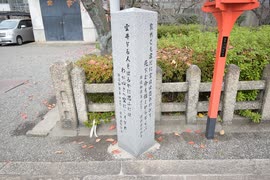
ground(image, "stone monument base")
xmin=108 ymin=142 xmax=160 ymax=159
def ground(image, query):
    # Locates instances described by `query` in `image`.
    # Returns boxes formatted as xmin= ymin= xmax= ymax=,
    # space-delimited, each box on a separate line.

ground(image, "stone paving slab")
xmin=83 ymin=175 xmax=170 ymax=180
xmin=122 ymin=159 xmax=257 ymax=175
xmin=0 ymin=163 xmax=6 ymax=171
xmin=83 ymin=175 xmax=270 ymax=180
xmin=185 ymin=175 xmax=270 ymax=180
xmin=0 ymin=175 xmax=82 ymax=180
xmin=0 ymin=159 xmax=269 ymax=177
xmin=1 ymin=175 xmax=270 ymax=180
xmin=0 ymin=162 xmax=121 ymax=176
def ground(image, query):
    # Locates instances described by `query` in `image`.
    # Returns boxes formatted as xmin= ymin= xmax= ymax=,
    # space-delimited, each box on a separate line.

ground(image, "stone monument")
xmin=111 ymin=8 xmax=158 ymax=156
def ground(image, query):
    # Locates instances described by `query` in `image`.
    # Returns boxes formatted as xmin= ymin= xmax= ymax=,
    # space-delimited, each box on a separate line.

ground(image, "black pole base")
xmin=205 ymin=117 xmax=216 ymax=139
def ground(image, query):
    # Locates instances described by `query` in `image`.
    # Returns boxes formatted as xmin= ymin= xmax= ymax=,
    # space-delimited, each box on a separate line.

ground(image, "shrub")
xmin=157 ymin=24 xmax=202 ymax=38
xmin=75 ymin=55 xmax=113 ymax=83
xmin=77 ymin=25 xmax=270 ymax=123
xmin=84 ymin=112 xmax=114 ymax=128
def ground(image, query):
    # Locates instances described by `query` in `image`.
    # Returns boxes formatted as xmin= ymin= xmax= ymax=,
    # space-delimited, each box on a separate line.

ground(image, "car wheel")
xmin=16 ymin=36 xmax=23 ymax=45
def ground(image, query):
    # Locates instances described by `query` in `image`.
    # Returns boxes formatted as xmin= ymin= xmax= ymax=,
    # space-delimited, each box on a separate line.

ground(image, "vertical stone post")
xmin=185 ymin=65 xmax=201 ymax=124
xmin=261 ymin=64 xmax=270 ymax=121
xmin=155 ymin=66 xmax=162 ymax=121
xmin=222 ymin=64 xmax=240 ymax=124
xmin=111 ymin=8 xmax=158 ymax=156
xmin=50 ymin=61 xmax=78 ymax=129
xmin=71 ymin=67 xmax=88 ymax=125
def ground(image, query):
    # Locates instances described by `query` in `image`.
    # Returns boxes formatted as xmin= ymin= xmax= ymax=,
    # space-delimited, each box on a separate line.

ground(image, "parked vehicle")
xmin=0 ymin=19 xmax=34 ymax=45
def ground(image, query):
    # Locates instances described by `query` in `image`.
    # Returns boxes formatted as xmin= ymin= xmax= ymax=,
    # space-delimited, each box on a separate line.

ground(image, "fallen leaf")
xmin=88 ymin=145 xmax=94 ymax=149
xmin=214 ymin=138 xmax=218 ymax=142
xmin=112 ymin=140 xmax=117 ymax=145
xmin=200 ymin=144 xmax=206 ymax=149
xmin=55 ymin=151 xmax=63 ymax=154
xmin=106 ymin=138 xmax=115 ymax=142
xmin=197 ymin=113 xmax=204 ymax=118
xmin=185 ymin=129 xmax=192 ymax=133
xmin=81 ymin=145 xmax=87 ymax=149
xmin=174 ymin=132 xmax=180 ymax=136
xmin=42 ymin=100 xmax=48 ymax=105
xmin=78 ymin=141 xmax=84 ymax=144
xmin=72 ymin=141 xmax=77 ymax=144
xmin=96 ymin=138 xmax=101 ymax=143
xmin=146 ymin=153 xmax=154 ymax=159
xmin=171 ymin=60 xmax=176 ymax=65
xmin=219 ymin=130 xmax=225 ymax=136
xmin=112 ymin=149 xmax=121 ymax=154
xmin=88 ymin=60 xmax=96 ymax=65
xmin=188 ymin=141 xmax=195 ymax=145
xmin=28 ymin=95 xmax=33 ymax=101
xmin=109 ymin=125 xmax=116 ymax=130
xmin=20 ymin=113 xmax=27 ymax=120
xmin=155 ymin=130 xmax=162 ymax=135
xmin=157 ymin=136 xmax=163 ymax=142
xmin=194 ymin=130 xmax=201 ymax=134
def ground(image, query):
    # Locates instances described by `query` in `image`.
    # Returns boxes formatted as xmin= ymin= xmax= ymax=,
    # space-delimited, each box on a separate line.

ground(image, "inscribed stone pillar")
xmin=111 ymin=8 xmax=158 ymax=156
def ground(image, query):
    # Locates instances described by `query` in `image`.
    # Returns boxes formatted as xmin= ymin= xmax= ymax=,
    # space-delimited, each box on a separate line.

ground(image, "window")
xmin=18 ymin=20 xmax=27 ymax=28
xmin=26 ymin=20 xmax=32 ymax=27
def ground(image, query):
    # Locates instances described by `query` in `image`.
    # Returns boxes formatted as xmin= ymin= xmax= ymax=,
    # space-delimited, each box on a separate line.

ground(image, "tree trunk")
xmin=81 ymin=0 xmax=112 ymax=55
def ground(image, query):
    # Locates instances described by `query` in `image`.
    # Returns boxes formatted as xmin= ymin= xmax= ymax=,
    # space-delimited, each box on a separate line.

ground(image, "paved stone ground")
xmin=1 ymin=43 xmax=270 ymax=179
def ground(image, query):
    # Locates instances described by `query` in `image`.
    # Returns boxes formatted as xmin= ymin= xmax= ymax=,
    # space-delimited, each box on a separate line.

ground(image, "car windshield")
xmin=0 ymin=20 xmax=18 ymax=29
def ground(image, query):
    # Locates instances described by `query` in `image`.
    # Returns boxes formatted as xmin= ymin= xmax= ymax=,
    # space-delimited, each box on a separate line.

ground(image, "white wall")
xmin=0 ymin=4 xmax=11 ymax=11
xmin=80 ymin=2 xmax=97 ymax=43
xmin=28 ymin=0 xmax=46 ymax=42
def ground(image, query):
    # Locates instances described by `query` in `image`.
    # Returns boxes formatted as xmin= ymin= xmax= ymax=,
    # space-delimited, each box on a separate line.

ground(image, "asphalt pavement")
xmin=0 ymin=42 xmax=270 ymax=179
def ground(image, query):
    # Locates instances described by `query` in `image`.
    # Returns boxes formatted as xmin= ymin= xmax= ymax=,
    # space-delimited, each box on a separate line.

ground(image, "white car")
xmin=0 ymin=19 xmax=35 ymax=45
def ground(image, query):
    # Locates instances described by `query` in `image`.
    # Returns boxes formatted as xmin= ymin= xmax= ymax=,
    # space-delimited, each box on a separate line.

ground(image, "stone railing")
xmin=50 ymin=62 xmax=270 ymax=129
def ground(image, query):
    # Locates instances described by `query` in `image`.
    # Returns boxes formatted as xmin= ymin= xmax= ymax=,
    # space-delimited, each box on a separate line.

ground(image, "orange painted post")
xmin=202 ymin=0 xmax=259 ymax=139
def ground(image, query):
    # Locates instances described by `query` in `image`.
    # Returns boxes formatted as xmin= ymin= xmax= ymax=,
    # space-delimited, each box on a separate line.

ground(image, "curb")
xmin=0 ymin=159 xmax=269 ymax=178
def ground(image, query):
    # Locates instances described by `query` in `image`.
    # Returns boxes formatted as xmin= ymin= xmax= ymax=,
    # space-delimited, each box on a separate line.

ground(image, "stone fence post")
xmin=222 ymin=64 xmax=240 ymax=124
xmin=185 ymin=65 xmax=201 ymax=124
xmin=261 ymin=64 xmax=270 ymax=121
xmin=50 ymin=61 xmax=78 ymax=129
xmin=155 ymin=66 xmax=162 ymax=121
xmin=71 ymin=67 xmax=88 ymax=125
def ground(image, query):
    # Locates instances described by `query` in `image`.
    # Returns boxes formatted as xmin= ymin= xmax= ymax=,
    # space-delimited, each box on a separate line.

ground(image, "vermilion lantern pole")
xmin=202 ymin=0 xmax=260 ymax=139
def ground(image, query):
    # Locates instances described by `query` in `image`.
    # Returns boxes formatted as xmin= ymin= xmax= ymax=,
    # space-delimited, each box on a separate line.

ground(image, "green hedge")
xmin=76 ymin=25 xmax=270 ymax=123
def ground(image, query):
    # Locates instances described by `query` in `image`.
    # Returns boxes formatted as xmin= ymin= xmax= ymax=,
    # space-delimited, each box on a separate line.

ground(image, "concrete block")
xmin=27 ymin=106 xmax=59 ymax=137
xmin=49 ymin=122 xmax=77 ymax=137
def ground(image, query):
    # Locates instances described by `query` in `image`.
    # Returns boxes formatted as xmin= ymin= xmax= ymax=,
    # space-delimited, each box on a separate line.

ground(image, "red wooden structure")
xmin=202 ymin=0 xmax=260 ymax=139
